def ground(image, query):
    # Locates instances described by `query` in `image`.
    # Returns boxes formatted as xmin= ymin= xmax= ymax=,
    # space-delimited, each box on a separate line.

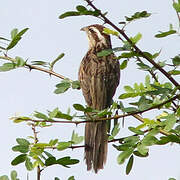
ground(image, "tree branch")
xmin=25 ymin=64 xmax=69 ymax=80
xmin=85 ymin=0 xmax=180 ymax=88
xmin=98 ymin=94 xmax=180 ymax=122
xmin=0 ymin=56 xmax=70 ymax=80
xmin=23 ymin=94 xmax=179 ymax=125
xmin=45 ymin=128 xmax=168 ymax=150
xmin=32 ymin=124 xmax=41 ymax=180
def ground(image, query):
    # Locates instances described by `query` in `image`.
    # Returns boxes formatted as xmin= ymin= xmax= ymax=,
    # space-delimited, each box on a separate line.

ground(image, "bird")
xmin=78 ymin=24 xmax=120 ymax=173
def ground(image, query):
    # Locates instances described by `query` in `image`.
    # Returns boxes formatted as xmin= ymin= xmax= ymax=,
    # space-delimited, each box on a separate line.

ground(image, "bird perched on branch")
xmin=78 ymin=24 xmax=120 ymax=173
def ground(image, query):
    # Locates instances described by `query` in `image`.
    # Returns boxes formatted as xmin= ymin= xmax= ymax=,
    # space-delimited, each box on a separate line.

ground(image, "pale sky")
xmin=0 ymin=0 xmax=180 ymax=180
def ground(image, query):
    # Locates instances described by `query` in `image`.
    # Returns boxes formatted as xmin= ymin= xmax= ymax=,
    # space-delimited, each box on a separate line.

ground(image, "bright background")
xmin=0 ymin=0 xmax=180 ymax=179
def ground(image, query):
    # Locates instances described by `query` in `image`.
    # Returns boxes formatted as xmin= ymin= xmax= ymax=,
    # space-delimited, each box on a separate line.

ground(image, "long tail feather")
xmin=85 ymin=121 xmax=107 ymax=173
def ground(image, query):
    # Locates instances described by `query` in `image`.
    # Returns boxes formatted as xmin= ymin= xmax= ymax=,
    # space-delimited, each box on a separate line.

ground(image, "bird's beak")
xmin=80 ymin=27 xmax=86 ymax=31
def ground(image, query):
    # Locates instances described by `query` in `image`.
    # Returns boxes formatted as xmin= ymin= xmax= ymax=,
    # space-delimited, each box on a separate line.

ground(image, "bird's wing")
xmin=78 ymin=53 xmax=120 ymax=110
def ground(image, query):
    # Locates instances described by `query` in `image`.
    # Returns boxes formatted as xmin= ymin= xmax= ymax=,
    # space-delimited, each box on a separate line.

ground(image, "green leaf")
xmin=81 ymin=9 xmax=100 ymax=17
xmin=119 ymin=92 xmax=140 ymax=99
xmin=155 ymin=30 xmax=176 ymax=38
xmin=124 ymin=136 xmax=140 ymax=146
xmin=97 ymin=46 xmax=126 ymax=57
xmin=117 ymin=148 xmax=134 ymax=164
xmin=164 ymin=114 xmax=176 ymax=131
xmin=49 ymin=108 xmax=59 ymax=119
xmin=145 ymin=75 xmax=151 ymax=88
xmin=97 ymin=109 xmax=112 ymax=117
xmin=137 ymin=62 xmax=151 ymax=70
xmin=34 ymin=111 xmax=48 ymax=120
xmin=71 ymin=131 xmax=84 ymax=145
xmin=15 ymin=56 xmax=25 ymax=67
xmin=118 ymin=52 xmax=137 ymax=59
xmin=126 ymin=155 xmax=134 ymax=175
xmin=0 ymin=45 xmax=6 ymax=50
xmin=54 ymin=178 xmax=60 ymax=180
xmin=56 ymin=156 xmax=79 ymax=167
xmin=71 ymin=80 xmax=80 ymax=89
xmin=7 ymin=28 xmax=29 ymax=50
xmin=128 ymin=127 xmax=144 ymax=135
xmin=17 ymin=28 xmax=29 ymax=36
xmin=0 ymin=176 xmax=9 ymax=180
xmin=16 ymin=138 xmax=30 ymax=146
xmin=168 ymin=70 xmax=180 ymax=75
xmin=166 ymin=134 xmax=180 ymax=143
xmin=0 ymin=63 xmax=15 ymax=72
xmin=12 ymin=145 xmax=29 ymax=153
xmin=130 ymin=33 xmax=142 ymax=44
xmin=31 ymin=61 xmax=48 ymax=66
xmin=177 ymin=107 xmax=180 ymax=116
xmin=54 ymin=82 xmax=71 ymax=94
xmin=120 ymin=60 xmax=128 ymax=70
xmin=11 ymin=154 xmax=27 ymax=166
xmin=138 ymin=96 xmax=151 ymax=111
xmin=111 ymin=123 xmax=120 ymax=137
xmin=97 ymin=49 xmax=113 ymax=57
xmin=76 ymin=5 xmax=87 ymax=12
xmin=168 ymin=178 xmax=176 ymax=180
xmin=124 ymin=86 xmax=134 ymax=93
xmin=173 ymin=2 xmax=180 ymax=12
xmin=44 ymin=151 xmax=54 ymax=158
xmin=137 ymin=144 xmax=148 ymax=156
xmin=103 ymin=28 xmax=119 ymax=36
xmin=172 ymin=55 xmax=180 ymax=66
xmin=49 ymin=139 xmax=58 ymax=146
xmin=57 ymin=142 xmax=71 ymax=151
xmin=45 ymin=157 xmax=57 ymax=166
xmin=11 ymin=28 xmax=18 ymax=39
xmin=152 ymin=50 xmax=161 ymax=59
xmin=133 ymin=150 xmax=148 ymax=157
xmin=50 ymin=53 xmax=65 ymax=69
xmin=73 ymin=104 xmax=85 ymax=111
xmin=0 ymin=37 xmax=10 ymax=41
xmin=113 ymin=144 xmax=131 ymax=151
xmin=12 ymin=116 xmax=30 ymax=123
xmin=59 ymin=9 xmax=100 ymax=18
xmin=55 ymin=111 xmax=73 ymax=120
xmin=156 ymin=136 xmax=171 ymax=145
xmin=59 ymin=11 xmax=81 ymax=19
xmin=125 ymin=11 xmax=151 ymax=22
xmin=68 ymin=176 xmax=75 ymax=180
xmin=34 ymin=143 xmax=49 ymax=148
xmin=142 ymin=135 xmax=158 ymax=146
xmin=10 ymin=170 xmax=18 ymax=180
xmin=25 ymin=157 xmax=33 ymax=171
xmin=122 ymin=107 xmax=138 ymax=113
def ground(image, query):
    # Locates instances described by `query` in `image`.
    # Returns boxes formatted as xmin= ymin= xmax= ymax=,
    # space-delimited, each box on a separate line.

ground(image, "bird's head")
xmin=81 ymin=24 xmax=111 ymax=50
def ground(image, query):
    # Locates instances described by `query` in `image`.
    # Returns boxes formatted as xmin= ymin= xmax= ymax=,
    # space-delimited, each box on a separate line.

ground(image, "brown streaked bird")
xmin=78 ymin=24 xmax=120 ymax=173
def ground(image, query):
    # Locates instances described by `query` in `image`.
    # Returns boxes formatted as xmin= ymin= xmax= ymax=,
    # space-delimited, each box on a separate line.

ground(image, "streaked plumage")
xmin=78 ymin=24 xmax=120 ymax=173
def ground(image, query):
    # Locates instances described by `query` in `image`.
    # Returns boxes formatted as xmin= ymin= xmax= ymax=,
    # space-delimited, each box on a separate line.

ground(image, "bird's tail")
xmin=84 ymin=121 xmax=108 ymax=173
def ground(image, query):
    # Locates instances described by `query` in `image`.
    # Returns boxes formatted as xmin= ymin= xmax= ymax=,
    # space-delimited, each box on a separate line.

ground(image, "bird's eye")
xmin=89 ymin=29 xmax=94 ymax=33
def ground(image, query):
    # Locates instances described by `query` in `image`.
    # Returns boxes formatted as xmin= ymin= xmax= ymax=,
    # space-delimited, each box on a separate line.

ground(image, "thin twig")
xmin=32 ymin=124 xmax=41 ymax=180
xmin=23 ymin=94 xmax=180 ymax=124
xmin=0 ymin=56 xmax=70 ymax=81
xmin=44 ymin=127 xmax=168 ymax=150
xmin=85 ymin=0 xmax=180 ymax=88
xmin=25 ymin=64 xmax=69 ymax=80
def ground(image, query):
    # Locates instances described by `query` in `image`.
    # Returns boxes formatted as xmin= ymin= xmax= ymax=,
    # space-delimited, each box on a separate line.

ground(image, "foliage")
xmin=0 ymin=170 xmax=19 ymax=180
xmin=0 ymin=0 xmax=180 ymax=179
